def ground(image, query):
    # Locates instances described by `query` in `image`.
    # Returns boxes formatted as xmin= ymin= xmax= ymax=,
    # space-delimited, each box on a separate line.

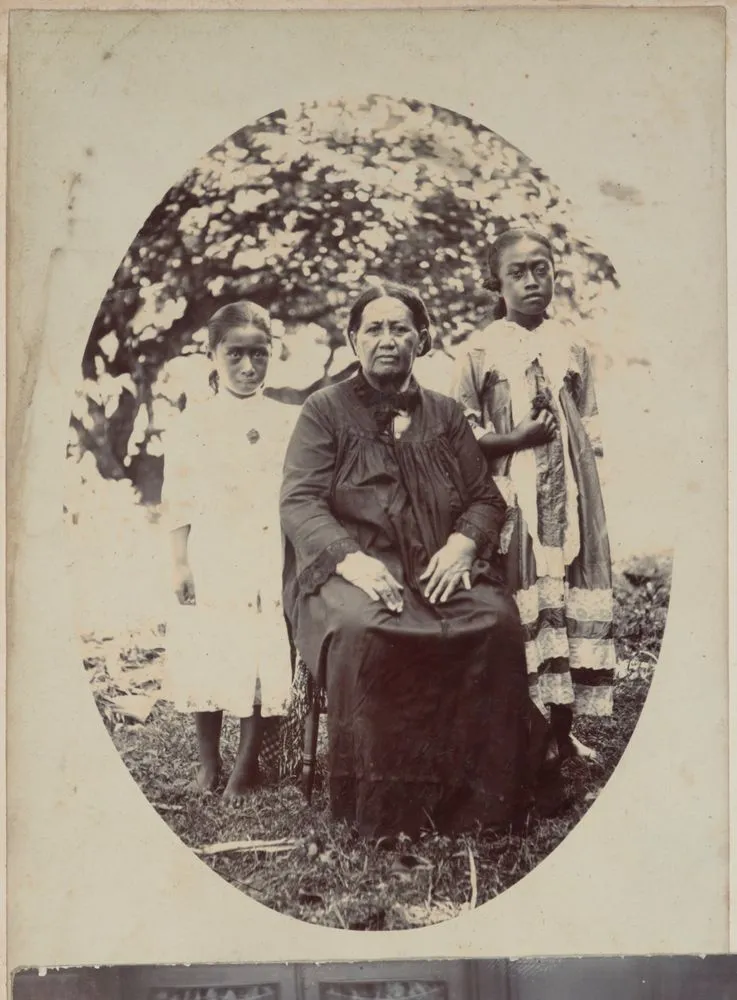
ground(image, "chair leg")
xmin=301 ymin=686 xmax=320 ymax=804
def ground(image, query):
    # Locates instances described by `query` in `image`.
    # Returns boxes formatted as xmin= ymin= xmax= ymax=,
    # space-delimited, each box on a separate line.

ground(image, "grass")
xmin=85 ymin=551 xmax=672 ymax=930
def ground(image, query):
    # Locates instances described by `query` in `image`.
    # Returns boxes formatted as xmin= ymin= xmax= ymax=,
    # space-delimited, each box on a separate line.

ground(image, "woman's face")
xmin=497 ymin=237 xmax=554 ymax=320
xmin=352 ymin=296 xmax=422 ymax=388
xmin=212 ymin=325 xmax=271 ymax=396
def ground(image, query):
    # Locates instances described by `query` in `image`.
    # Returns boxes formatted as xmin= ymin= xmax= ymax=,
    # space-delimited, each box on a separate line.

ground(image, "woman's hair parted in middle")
xmin=206 ymin=300 xmax=272 ymax=393
xmin=347 ymin=282 xmax=433 ymax=357
xmin=486 ymin=228 xmax=555 ymax=319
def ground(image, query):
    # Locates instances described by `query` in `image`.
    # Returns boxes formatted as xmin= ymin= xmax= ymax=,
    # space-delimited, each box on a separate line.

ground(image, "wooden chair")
xmin=290 ymin=650 xmax=322 ymax=804
xmin=300 ymin=685 xmax=321 ymax=804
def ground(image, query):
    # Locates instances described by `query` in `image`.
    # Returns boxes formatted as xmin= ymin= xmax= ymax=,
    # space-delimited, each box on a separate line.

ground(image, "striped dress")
xmin=452 ymin=319 xmax=615 ymax=717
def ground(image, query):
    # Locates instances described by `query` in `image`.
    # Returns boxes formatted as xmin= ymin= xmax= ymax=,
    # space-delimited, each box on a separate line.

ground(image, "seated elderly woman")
xmin=280 ymin=282 xmax=562 ymax=839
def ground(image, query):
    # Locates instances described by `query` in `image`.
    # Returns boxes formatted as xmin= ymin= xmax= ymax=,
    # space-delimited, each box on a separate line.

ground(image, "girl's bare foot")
xmin=549 ymin=704 xmax=599 ymax=763
xmin=222 ymin=713 xmax=263 ymax=806
xmin=193 ymin=758 xmax=221 ymax=793
xmin=569 ymin=734 xmax=600 ymax=762
xmin=193 ymin=711 xmax=223 ymax=791
xmin=222 ymin=763 xmax=260 ymax=807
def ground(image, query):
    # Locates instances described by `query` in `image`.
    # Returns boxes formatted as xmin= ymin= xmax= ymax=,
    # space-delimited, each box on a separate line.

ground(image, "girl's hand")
xmin=336 ymin=551 xmax=404 ymax=613
xmin=515 ymin=409 xmax=557 ymax=448
xmin=173 ymin=562 xmax=196 ymax=604
xmin=420 ymin=532 xmax=476 ymax=605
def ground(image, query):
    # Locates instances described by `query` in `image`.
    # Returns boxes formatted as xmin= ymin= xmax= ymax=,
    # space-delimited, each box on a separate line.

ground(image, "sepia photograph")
xmin=7 ymin=5 xmax=728 ymax=966
xmin=11 ymin=956 xmax=737 ymax=1000
xmin=66 ymin=95 xmax=671 ymax=929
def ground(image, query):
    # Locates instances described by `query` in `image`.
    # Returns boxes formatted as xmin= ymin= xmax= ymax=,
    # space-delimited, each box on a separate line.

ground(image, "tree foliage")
xmin=69 ymin=95 xmax=618 ymax=502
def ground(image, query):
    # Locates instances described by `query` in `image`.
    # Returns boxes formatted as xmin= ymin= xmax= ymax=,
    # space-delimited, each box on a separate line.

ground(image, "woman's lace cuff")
xmin=297 ymin=537 xmax=362 ymax=595
xmin=453 ymin=517 xmax=494 ymax=558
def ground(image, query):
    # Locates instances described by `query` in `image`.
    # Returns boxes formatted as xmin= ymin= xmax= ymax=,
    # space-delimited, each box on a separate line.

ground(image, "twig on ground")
xmin=153 ymin=802 xmax=185 ymax=813
xmin=426 ymin=864 xmax=435 ymax=906
xmin=634 ymin=650 xmax=659 ymax=663
xmin=467 ymin=843 xmax=478 ymax=909
xmin=194 ymin=838 xmax=297 ymax=856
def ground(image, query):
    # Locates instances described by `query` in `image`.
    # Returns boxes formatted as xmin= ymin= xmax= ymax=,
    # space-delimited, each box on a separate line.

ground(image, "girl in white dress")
xmin=163 ymin=301 xmax=296 ymax=804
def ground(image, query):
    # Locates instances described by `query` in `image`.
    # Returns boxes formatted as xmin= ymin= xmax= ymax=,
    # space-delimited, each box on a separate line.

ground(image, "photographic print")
xmin=8 ymin=6 xmax=728 ymax=967
xmin=66 ymin=96 xmax=670 ymax=929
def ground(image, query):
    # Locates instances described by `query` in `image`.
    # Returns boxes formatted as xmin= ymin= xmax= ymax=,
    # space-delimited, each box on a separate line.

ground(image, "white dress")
xmin=162 ymin=389 xmax=298 ymax=717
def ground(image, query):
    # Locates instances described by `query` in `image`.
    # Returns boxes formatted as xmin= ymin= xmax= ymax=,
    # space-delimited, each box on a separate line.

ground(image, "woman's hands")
xmin=336 ymin=533 xmax=478 ymax=611
xmin=420 ymin=532 xmax=477 ymax=605
xmin=514 ymin=408 xmax=558 ymax=448
xmin=173 ymin=560 xmax=196 ymax=604
xmin=336 ymin=551 xmax=404 ymax=613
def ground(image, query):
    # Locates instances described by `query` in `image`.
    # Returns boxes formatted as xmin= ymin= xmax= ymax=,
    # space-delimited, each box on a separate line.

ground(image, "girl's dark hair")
xmin=486 ymin=228 xmax=554 ymax=320
xmin=206 ymin=300 xmax=272 ymax=393
xmin=347 ymin=282 xmax=432 ymax=357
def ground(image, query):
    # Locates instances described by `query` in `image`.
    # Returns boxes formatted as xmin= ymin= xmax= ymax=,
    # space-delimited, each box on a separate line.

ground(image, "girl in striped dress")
xmin=452 ymin=229 xmax=615 ymax=760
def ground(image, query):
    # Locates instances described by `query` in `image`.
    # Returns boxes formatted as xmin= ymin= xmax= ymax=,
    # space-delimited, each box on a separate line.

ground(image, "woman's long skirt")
xmin=294 ymin=576 xmax=562 ymax=838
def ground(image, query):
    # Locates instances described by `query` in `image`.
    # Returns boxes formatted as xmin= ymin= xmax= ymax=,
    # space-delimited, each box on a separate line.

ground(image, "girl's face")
xmin=352 ymin=296 xmax=422 ymax=388
xmin=497 ymin=237 xmax=554 ymax=322
xmin=212 ymin=325 xmax=271 ymax=396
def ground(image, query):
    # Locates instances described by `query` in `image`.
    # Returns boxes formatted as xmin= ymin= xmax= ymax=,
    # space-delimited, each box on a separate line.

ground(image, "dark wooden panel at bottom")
xmin=13 ymin=968 xmax=124 ymax=1000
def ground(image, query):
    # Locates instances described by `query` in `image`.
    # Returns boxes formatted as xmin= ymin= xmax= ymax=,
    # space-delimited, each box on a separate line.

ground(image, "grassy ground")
xmin=84 ymin=552 xmax=672 ymax=930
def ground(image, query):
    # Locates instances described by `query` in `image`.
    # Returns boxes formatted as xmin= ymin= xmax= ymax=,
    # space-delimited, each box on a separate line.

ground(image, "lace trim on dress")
xmin=524 ymin=628 xmax=571 ymax=670
xmin=297 ymin=536 xmax=362 ymax=596
xmin=535 ymin=671 xmax=576 ymax=708
xmin=516 ymin=586 xmax=539 ymax=627
xmin=538 ymin=575 xmax=566 ymax=610
xmin=478 ymin=320 xmax=583 ymax=394
xmin=565 ymin=586 xmax=613 ymax=622
xmin=568 ymin=636 xmax=617 ymax=671
xmin=517 ymin=583 xmax=614 ymax=627
xmin=515 ymin=577 xmax=567 ymax=625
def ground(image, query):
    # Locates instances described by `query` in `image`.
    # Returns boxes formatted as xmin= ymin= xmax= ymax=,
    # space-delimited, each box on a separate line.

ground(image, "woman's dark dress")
xmin=280 ymin=372 xmax=559 ymax=838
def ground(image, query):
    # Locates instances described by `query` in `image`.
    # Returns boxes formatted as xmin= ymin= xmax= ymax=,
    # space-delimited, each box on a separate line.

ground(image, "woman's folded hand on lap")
xmin=336 ymin=550 xmax=404 ymax=613
xmin=421 ymin=532 xmax=476 ymax=604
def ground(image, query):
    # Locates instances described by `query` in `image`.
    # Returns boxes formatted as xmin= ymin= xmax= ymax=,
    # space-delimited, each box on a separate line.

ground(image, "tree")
xmin=68 ymin=95 xmax=618 ymax=503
